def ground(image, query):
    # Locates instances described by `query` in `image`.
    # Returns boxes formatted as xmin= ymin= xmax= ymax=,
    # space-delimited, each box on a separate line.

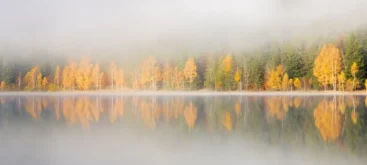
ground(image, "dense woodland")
xmin=2 ymin=28 xmax=367 ymax=91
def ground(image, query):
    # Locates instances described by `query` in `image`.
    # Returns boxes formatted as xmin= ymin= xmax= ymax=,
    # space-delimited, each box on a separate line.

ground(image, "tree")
xmin=284 ymin=45 xmax=304 ymax=78
xmin=76 ymin=57 xmax=93 ymax=90
xmin=313 ymin=44 xmax=342 ymax=90
xmin=162 ymin=63 xmax=173 ymax=89
xmin=54 ymin=65 xmax=61 ymax=89
xmin=266 ymin=65 xmax=285 ymax=90
xmin=37 ymin=73 xmax=43 ymax=90
xmin=234 ymin=67 xmax=241 ymax=90
xmin=110 ymin=62 xmax=118 ymax=89
xmin=282 ymin=73 xmax=289 ymax=91
xmin=0 ymin=81 xmax=6 ymax=90
xmin=116 ymin=68 xmax=125 ymax=89
xmin=294 ymin=78 xmax=301 ymax=90
xmin=62 ymin=61 xmax=77 ymax=90
xmin=140 ymin=56 xmax=160 ymax=89
xmin=338 ymin=71 xmax=346 ymax=91
xmin=351 ymin=62 xmax=359 ymax=90
xmin=91 ymin=64 xmax=100 ymax=90
xmin=288 ymin=78 xmax=293 ymax=91
xmin=42 ymin=77 xmax=48 ymax=90
xmin=344 ymin=33 xmax=365 ymax=80
xmin=184 ymin=57 xmax=197 ymax=89
xmin=23 ymin=66 xmax=39 ymax=90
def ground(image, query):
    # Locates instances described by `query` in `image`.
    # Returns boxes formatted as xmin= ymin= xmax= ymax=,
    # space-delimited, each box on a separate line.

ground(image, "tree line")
xmin=1 ymin=30 xmax=367 ymax=91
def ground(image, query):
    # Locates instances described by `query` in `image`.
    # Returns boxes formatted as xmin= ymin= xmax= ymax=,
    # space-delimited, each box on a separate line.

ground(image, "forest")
xmin=2 ymin=28 xmax=367 ymax=92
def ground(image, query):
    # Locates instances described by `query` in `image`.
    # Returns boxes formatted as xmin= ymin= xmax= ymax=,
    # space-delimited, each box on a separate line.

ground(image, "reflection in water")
xmin=1 ymin=95 xmax=367 ymax=164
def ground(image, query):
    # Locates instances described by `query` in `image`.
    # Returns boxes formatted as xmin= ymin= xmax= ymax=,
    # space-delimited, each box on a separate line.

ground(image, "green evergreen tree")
xmin=344 ymin=33 xmax=365 ymax=80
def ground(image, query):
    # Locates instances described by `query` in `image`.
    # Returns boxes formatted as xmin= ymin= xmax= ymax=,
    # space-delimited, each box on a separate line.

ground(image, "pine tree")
xmin=344 ymin=33 xmax=365 ymax=80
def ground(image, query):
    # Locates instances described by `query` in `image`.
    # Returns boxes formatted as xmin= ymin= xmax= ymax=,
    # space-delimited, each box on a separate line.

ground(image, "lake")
xmin=0 ymin=94 xmax=366 ymax=165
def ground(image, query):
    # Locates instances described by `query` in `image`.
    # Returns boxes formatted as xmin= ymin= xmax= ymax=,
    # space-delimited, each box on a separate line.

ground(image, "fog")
xmin=1 ymin=0 xmax=367 ymax=56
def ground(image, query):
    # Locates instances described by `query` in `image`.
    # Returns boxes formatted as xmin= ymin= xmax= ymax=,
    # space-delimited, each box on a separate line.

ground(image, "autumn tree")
xmin=54 ymin=65 xmax=61 ymax=89
xmin=313 ymin=44 xmax=342 ymax=90
xmin=234 ymin=67 xmax=241 ymax=90
xmin=338 ymin=71 xmax=346 ymax=91
xmin=37 ymin=73 xmax=43 ymax=90
xmin=282 ymin=73 xmax=289 ymax=91
xmin=0 ymin=81 xmax=6 ymax=90
xmin=140 ymin=56 xmax=160 ymax=90
xmin=294 ymin=78 xmax=301 ymax=90
xmin=76 ymin=57 xmax=93 ymax=90
xmin=172 ymin=67 xmax=184 ymax=90
xmin=162 ymin=63 xmax=173 ymax=89
xmin=288 ymin=78 xmax=293 ymax=91
xmin=62 ymin=61 xmax=77 ymax=90
xmin=116 ymin=68 xmax=125 ymax=89
xmin=42 ymin=77 xmax=48 ymax=90
xmin=267 ymin=65 xmax=285 ymax=90
xmin=23 ymin=66 xmax=39 ymax=90
xmin=91 ymin=64 xmax=100 ymax=90
xmin=351 ymin=62 xmax=359 ymax=90
xmin=184 ymin=57 xmax=198 ymax=89
xmin=109 ymin=62 xmax=118 ymax=89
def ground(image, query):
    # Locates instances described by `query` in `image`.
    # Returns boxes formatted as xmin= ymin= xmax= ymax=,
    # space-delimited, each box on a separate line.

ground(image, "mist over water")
xmin=0 ymin=95 xmax=367 ymax=165
xmin=1 ymin=0 xmax=367 ymax=56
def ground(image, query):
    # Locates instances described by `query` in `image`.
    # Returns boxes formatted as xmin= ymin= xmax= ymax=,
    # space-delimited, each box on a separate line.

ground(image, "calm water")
xmin=0 ymin=95 xmax=367 ymax=165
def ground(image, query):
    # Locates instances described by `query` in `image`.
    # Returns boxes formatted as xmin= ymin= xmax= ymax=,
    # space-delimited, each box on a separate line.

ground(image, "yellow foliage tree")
xmin=234 ymin=68 xmax=241 ymax=90
xmin=338 ymin=71 xmax=346 ymax=91
xmin=23 ymin=66 xmax=39 ymax=90
xmin=184 ymin=57 xmax=198 ymax=88
xmin=37 ymin=73 xmax=43 ymax=90
xmin=294 ymin=78 xmax=301 ymax=90
xmin=91 ymin=64 xmax=100 ymax=90
xmin=62 ymin=61 xmax=77 ymax=90
xmin=0 ymin=81 xmax=6 ymax=90
xmin=76 ymin=57 xmax=93 ymax=90
xmin=140 ymin=56 xmax=160 ymax=89
xmin=282 ymin=73 xmax=289 ymax=91
xmin=42 ymin=77 xmax=48 ymax=90
xmin=223 ymin=55 xmax=233 ymax=73
xmin=288 ymin=78 xmax=293 ymax=91
xmin=313 ymin=44 xmax=342 ymax=90
xmin=267 ymin=65 xmax=285 ymax=90
xmin=172 ymin=67 xmax=184 ymax=90
xmin=351 ymin=62 xmax=359 ymax=90
xmin=162 ymin=63 xmax=173 ymax=89
xmin=109 ymin=62 xmax=118 ymax=89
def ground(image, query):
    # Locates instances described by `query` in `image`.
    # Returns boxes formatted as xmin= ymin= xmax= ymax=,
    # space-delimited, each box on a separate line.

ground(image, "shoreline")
xmin=0 ymin=90 xmax=366 ymax=96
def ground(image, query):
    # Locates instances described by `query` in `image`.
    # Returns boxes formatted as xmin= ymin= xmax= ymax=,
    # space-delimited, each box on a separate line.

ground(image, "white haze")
xmin=1 ymin=0 xmax=367 ymax=56
xmin=1 ymin=123 xmax=364 ymax=165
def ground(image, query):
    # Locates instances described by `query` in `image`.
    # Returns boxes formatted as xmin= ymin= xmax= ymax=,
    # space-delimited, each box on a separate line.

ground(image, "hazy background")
xmin=1 ymin=0 xmax=367 ymax=57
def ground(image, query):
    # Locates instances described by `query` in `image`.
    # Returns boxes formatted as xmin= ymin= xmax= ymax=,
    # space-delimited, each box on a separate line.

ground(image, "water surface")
xmin=0 ymin=95 xmax=366 ymax=165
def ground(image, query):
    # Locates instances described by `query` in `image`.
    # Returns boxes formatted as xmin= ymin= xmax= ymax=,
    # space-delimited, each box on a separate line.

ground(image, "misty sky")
xmin=1 ymin=0 xmax=367 ymax=56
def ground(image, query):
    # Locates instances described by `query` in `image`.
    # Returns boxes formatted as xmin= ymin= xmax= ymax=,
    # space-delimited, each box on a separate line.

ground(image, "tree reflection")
xmin=313 ymin=99 xmax=342 ymax=142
